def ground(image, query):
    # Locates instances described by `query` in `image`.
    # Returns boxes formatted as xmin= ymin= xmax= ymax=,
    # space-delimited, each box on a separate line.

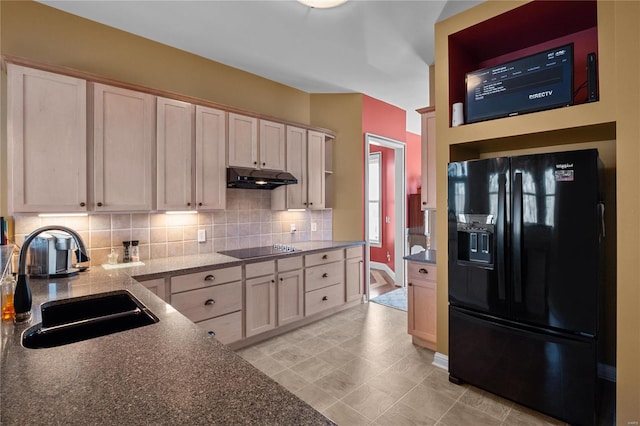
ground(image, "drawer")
xmin=171 ymin=266 xmax=241 ymax=294
xmin=305 ymin=282 xmax=344 ymax=316
xmin=171 ymin=281 xmax=242 ymax=323
xmin=277 ymin=255 xmax=303 ymax=272
xmin=197 ymin=311 xmax=242 ymax=345
xmin=245 ymin=260 xmax=275 ymax=278
xmin=305 ymin=260 xmax=344 ymax=292
xmin=407 ymin=262 xmax=436 ymax=282
xmin=305 ymin=249 xmax=344 ymax=267
xmin=346 ymin=246 xmax=363 ymax=259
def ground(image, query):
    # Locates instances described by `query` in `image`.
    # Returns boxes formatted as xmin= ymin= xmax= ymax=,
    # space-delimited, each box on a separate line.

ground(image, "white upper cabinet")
xmin=92 ymin=83 xmax=154 ymax=211
xmin=284 ymin=125 xmax=308 ymax=209
xmin=157 ymin=97 xmax=194 ymax=210
xmin=195 ymin=106 xmax=226 ymax=210
xmin=307 ymin=130 xmax=326 ymax=209
xmin=8 ymin=64 xmax=87 ymax=213
xmin=227 ymin=112 xmax=258 ymax=168
xmin=259 ymin=120 xmax=285 ymax=171
xmin=419 ymin=107 xmax=436 ymax=210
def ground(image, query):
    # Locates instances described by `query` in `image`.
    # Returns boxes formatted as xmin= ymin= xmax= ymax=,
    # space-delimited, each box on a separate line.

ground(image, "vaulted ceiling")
xmin=39 ymin=0 xmax=482 ymax=133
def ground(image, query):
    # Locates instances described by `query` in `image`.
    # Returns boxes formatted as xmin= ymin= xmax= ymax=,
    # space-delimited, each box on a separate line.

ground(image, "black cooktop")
xmin=219 ymin=245 xmax=300 ymax=260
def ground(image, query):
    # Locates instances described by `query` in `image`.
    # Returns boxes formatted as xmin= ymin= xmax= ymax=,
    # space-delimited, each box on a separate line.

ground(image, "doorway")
xmin=364 ymin=133 xmax=406 ymax=303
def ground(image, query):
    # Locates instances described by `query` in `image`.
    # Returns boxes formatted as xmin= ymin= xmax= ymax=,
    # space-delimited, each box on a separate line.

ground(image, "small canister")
xmin=131 ymin=240 xmax=140 ymax=262
xmin=122 ymin=241 xmax=131 ymax=263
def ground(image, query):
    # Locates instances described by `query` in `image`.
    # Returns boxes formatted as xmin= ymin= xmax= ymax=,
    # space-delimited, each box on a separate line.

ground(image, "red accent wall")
xmin=362 ymin=95 xmax=423 ymax=272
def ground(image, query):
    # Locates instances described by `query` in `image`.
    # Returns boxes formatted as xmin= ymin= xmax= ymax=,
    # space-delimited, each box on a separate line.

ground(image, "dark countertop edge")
xmin=403 ymin=249 xmax=437 ymax=264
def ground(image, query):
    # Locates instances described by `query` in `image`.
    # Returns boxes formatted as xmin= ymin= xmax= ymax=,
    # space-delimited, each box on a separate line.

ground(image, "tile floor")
xmin=235 ymin=302 xmax=590 ymax=426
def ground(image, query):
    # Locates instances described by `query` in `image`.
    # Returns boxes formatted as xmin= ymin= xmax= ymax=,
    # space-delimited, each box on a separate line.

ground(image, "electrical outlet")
xmin=311 ymin=222 xmax=317 ymax=232
xmin=290 ymin=223 xmax=296 ymax=233
xmin=197 ymin=229 xmax=206 ymax=243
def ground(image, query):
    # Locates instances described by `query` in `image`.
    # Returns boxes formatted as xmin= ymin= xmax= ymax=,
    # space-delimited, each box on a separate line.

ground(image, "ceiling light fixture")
xmin=297 ymin=0 xmax=348 ymax=9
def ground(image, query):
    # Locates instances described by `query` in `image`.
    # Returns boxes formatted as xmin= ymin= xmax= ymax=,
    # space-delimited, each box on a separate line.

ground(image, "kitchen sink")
xmin=22 ymin=290 xmax=159 ymax=349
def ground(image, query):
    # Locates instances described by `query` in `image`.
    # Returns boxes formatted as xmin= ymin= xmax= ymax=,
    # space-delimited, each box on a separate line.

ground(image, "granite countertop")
xmin=0 ymin=241 xmax=363 ymax=425
xmin=403 ymin=249 xmax=437 ymax=264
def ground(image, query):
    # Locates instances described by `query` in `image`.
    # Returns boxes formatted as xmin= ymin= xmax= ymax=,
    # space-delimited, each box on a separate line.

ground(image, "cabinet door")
xmin=345 ymin=253 xmax=363 ymax=302
xmin=278 ymin=269 xmax=304 ymax=326
xmin=307 ymin=130 xmax=326 ymax=209
xmin=245 ymin=275 xmax=276 ymax=337
xmin=92 ymin=83 xmax=154 ymax=211
xmin=228 ymin=113 xmax=258 ymax=168
xmin=138 ymin=277 xmax=167 ymax=302
xmin=8 ymin=64 xmax=87 ymax=213
xmin=259 ymin=120 xmax=285 ymax=171
xmin=285 ymin=126 xmax=307 ymax=209
xmin=407 ymin=262 xmax=437 ymax=349
xmin=157 ymin=97 xmax=194 ymax=210
xmin=420 ymin=108 xmax=436 ymax=210
xmin=195 ymin=106 xmax=226 ymax=210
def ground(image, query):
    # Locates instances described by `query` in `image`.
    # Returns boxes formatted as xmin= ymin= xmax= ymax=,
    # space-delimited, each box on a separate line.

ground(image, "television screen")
xmin=465 ymin=44 xmax=574 ymax=124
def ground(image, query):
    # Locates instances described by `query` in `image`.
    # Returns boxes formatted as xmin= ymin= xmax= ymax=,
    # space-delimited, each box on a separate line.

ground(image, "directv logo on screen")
xmin=465 ymin=44 xmax=574 ymax=124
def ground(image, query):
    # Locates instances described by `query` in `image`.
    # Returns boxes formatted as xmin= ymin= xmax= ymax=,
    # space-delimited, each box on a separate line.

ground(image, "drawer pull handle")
xmin=322 ymin=273 xmax=328 ymax=278
xmin=408 ymin=283 xmax=413 ymax=286
xmin=208 ymin=330 xmax=216 ymax=336
xmin=322 ymin=296 xmax=328 ymax=301
xmin=418 ymin=268 xmax=428 ymax=274
xmin=204 ymin=275 xmax=215 ymax=281
xmin=204 ymin=299 xmax=216 ymax=306
xmin=322 ymin=254 xmax=328 ymax=260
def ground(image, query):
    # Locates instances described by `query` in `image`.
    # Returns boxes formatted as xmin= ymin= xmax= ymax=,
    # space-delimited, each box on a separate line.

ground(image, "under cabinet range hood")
xmin=227 ymin=167 xmax=298 ymax=190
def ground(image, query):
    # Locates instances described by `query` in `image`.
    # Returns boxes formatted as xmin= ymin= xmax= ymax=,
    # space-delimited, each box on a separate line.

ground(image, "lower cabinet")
xmin=169 ymin=266 xmax=243 ymax=345
xmin=277 ymin=257 xmax=304 ymax=326
xmin=245 ymin=261 xmax=277 ymax=337
xmin=345 ymin=247 xmax=363 ymax=302
xmin=304 ymin=250 xmax=345 ymax=316
xmin=137 ymin=277 xmax=168 ymax=302
xmin=407 ymin=261 xmax=437 ymax=350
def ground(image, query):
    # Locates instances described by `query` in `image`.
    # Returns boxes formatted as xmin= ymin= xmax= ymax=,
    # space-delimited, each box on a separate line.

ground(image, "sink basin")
xmin=22 ymin=290 xmax=159 ymax=349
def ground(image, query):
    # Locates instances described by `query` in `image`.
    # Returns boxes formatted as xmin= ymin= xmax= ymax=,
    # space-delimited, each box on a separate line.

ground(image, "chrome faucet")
xmin=14 ymin=226 xmax=90 ymax=323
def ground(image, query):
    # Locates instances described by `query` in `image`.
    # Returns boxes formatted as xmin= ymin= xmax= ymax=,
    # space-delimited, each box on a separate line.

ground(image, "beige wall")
xmin=310 ymin=93 xmax=364 ymax=241
xmin=435 ymin=0 xmax=639 ymax=421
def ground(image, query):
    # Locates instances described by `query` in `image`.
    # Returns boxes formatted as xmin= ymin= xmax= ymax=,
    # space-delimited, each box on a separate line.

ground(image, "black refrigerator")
xmin=447 ymin=149 xmax=604 ymax=426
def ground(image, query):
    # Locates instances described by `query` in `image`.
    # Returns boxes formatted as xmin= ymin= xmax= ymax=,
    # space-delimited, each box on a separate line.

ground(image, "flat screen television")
xmin=465 ymin=44 xmax=574 ymax=124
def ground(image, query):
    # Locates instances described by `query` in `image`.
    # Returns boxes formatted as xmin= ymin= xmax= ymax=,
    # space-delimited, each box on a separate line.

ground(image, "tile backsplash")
xmin=13 ymin=189 xmax=332 ymax=266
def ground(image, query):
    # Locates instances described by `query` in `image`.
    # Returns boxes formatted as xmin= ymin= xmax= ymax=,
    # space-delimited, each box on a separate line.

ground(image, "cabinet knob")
xmin=80 ymin=202 xmax=86 ymax=207
xmin=418 ymin=268 xmax=428 ymax=274
xmin=204 ymin=298 xmax=216 ymax=306
xmin=262 ymin=162 xmax=266 ymax=166
xmin=204 ymin=275 xmax=215 ymax=281
xmin=271 ymin=279 xmax=275 ymax=283
xmin=408 ymin=283 xmax=413 ymax=286
xmin=254 ymin=161 xmax=258 ymax=165
xmin=208 ymin=330 xmax=216 ymax=336
xmin=187 ymin=202 xmax=191 ymax=207
xmin=309 ymin=202 xmax=313 ymax=206
xmin=322 ymin=296 xmax=328 ymax=301
xmin=422 ymin=201 xmax=426 ymax=205
xmin=198 ymin=202 xmax=203 ymax=207
xmin=280 ymin=277 xmax=284 ymax=281
xmin=322 ymin=273 xmax=329 ymax=278
xmin=97 ymin=202 xmax=103 ymax=207
xmin=322 ymin=255 xmax=328 ymax=260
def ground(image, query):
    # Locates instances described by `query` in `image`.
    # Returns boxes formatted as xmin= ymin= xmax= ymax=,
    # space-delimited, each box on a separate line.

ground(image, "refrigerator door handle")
xmin=513 ymin=172 xmax=523 ymax=303
xmin=497 ymin=173 xmax=507 ymax=301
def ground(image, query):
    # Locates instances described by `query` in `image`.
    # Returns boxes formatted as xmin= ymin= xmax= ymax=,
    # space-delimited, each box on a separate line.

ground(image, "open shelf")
xmin=447 ymin=0 xmax=599 ymax=129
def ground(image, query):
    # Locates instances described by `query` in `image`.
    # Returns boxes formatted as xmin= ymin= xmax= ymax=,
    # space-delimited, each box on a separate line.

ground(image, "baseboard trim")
xmin=370 ymin=262 xmax=396 ymax=283
xmin=432 ymin=352 xmax=449 ymax=371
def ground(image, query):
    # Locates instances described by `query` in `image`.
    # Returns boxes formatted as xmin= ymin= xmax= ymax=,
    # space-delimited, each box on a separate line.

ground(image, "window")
xmin=368 ymin=152 xmax=382 ymax=247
